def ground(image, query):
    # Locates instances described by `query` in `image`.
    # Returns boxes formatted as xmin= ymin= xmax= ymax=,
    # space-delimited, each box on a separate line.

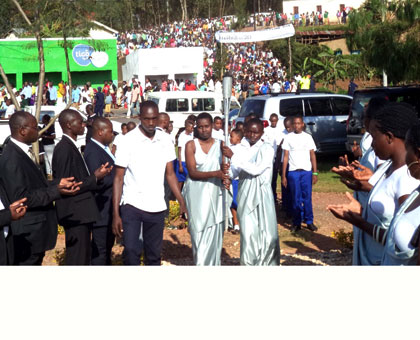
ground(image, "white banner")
xmin=215 ymin=24 xmax=295 ymax=43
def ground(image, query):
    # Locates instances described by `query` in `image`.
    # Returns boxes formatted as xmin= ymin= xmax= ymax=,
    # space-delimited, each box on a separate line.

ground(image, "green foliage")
xmin=267 ymin=39 xmax=326 ymax=76
xmin=0 ymin=1 xmax=15 ymax=37
xmin=347 ymin=0 xmax=420 ymax=83
xmin=331 ymin=229 xmax=353 ymax=249
xmin=164 ymin=200 xmax=188 ymax=229
xmin=213 ymin=42 xmax=229 ymax=79
xmin=309 ymin=49 xmax=358 ymax=91
xmin=232 ymin=0 xmax=248 ymax=29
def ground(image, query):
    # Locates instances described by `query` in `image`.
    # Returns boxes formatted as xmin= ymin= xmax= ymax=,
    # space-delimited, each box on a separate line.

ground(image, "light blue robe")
xmin=182 ymin=139 xmax=232 ymax=265
xmin=352 ymin=147 xmax=382 ymax=265
xmin=233 ymin=140 xmax=280 ymax=266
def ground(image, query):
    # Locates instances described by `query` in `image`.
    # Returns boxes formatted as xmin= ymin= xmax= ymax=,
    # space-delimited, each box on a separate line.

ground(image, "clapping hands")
xmin=332 ymin=154 xmax=374 ymax=191
xmin=94 ymin=162 xmax=113 ymax=180
xmin=10 ymin=198 xmax=27 ymax=220
xmin=327 ymin=192 xmax=363 ymax=225
xmin=58 ymin=177 xmax=83 ymax=195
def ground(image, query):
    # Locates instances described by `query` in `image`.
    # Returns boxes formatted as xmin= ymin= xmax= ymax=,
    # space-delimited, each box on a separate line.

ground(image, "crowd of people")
xmin=2 ymin=96 xmax=418 ymax=266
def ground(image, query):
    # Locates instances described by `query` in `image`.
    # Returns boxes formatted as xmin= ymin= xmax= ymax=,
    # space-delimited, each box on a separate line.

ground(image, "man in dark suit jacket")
xmin=0 ymin=111 xmax=81 ymax=265
xmin=52 ymin=109 xmax=112 ymax=265
xmin=83 ymin=118 xmax=116 ymax=265
xmin=0 ymin=190 xmax=27 ymax=265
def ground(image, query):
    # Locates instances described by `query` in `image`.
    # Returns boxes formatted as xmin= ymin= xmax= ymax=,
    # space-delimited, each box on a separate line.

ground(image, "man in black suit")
xmin=0 ymin=111 xmax=81 ymax=265
xmin=0 ymin=193 xmax=27 ymax=265
xmin=83 ymin=118 xmax=116 ymax=265
xmin=52 ymin=109 xmax=113 ymax=265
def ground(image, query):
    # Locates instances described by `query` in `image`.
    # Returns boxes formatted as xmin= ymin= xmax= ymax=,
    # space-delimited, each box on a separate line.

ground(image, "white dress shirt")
xmin=63 ymin=134 xmax=90 ymax=174
xmin=10 ymin=137 xmax=32 ymax=160
xmin=91 ymin=138 xmax=116 ymax=162
xmin=115 ymin=127 xmax=176 ymax=212
xmin=0 ymin=199 xmax=8 ymax=238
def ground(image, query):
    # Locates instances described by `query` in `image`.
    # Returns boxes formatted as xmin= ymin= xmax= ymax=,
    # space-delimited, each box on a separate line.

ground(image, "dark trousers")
xmin=13 ymin=235 xmax=45 ymax=265
xmin=287 ymin=170 xmax=313 ymax=226
xmin=121 ymin=204 xmax=165 ymax=266
xmin=64 ymin=223 xmax=93 ymax=265
xmin=91 ymin=225 xmax=115 ymax=265
xmin=94 ymin=105 xmax=105 ymax=117
xmin=0 ymin=234 xmax=13 ymax=265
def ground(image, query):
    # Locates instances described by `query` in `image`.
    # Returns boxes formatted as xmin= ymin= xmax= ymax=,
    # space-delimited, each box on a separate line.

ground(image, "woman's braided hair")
xmin=406 ymin=123 xmax=420 ymax=151
xmin=373 ymin=102 xmax=419 ymax=139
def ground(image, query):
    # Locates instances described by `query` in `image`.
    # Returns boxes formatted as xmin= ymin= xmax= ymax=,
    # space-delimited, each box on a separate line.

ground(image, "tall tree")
xmin=347 ymin=0 xmax=420 ymax=83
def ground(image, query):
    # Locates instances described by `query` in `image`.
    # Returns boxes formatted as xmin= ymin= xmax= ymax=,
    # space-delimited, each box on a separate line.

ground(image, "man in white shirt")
xmin=3 ymin=99 xmax=15 ymax=119
xmin=282 ymin=116 xmax=318 ymax=232
xmin=263 ymin=113 xmax=286 ymax=200
xmin=176 ymin=119 xmax=194 ymax=190
xmin=112 ymin=101 xmax=186 ymax=265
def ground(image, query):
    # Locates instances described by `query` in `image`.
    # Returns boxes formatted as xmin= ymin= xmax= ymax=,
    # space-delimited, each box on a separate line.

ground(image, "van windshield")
xmin=238 ymin=99 xmax=265 ymax=118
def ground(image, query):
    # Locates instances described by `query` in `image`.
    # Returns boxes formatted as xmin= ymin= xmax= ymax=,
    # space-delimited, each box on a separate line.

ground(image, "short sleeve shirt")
xmin=115 ymin=127 xmax=176 ymax=212
xmin=177 ymin=132 xmax=193 ymax=162
xmin=282 ymin=131 xmax=316 ymax=171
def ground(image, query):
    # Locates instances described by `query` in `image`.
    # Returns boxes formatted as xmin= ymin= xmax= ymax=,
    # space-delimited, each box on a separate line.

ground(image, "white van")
xmin=145 ymin=91 xmax=240 ymax=133
xmin=235 ymin=93 xmax=353 ymax=154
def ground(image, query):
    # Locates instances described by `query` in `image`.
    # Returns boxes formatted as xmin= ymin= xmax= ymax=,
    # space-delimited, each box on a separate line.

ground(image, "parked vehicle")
xmin=346 ymin=86 xmax=420 ymax=151
xmin=146 ymin=90 xmax=240 ymax=134
xmin=235 ymin=93 xmax=352 ymax=153
xmin=0 ymin=106 xmax=122 ymax=151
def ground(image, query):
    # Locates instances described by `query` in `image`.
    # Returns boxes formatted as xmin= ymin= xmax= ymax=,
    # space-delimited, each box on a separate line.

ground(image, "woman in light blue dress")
xmin=183 ymin=112 xmax=231 ymax=265
xmin=382 ymin=124 xmax=420 ymax=265
xmin=225 ymin=118 xmax=280 ymax=266
xmin=328 ymin=103 xmax=420 ymax=265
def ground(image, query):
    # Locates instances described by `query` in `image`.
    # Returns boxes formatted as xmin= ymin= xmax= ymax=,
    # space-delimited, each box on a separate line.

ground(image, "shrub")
xmin=331 ymin=229 xmax=353 ymax=249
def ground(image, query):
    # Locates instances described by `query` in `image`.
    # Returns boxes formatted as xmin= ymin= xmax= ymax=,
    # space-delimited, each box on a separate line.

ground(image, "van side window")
xmin=331 ymin=97 xmax=352 ymax=116
xmin=279 ymin=98 xmax=303 ymax=117
xmin=192 ymin=98 xmax=215 ymax=112
xmin=166 ymin=98 xmax=189 ymax=112
xmin=305 ymin=98 xmax=333 ymax=116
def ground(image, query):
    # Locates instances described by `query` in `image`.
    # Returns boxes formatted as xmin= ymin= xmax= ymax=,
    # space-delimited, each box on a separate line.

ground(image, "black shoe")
xmin=291 ymin=224 xmax=301 ymax=232
xmin=306 ymin=224 xmax=318 ymax=232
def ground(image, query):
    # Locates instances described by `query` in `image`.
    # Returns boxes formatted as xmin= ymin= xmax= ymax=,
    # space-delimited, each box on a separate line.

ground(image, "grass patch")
xmin=276 ymin=154 xmax=350 ymax=194
xmin=314 ymin=155 xmax=350 ymax=193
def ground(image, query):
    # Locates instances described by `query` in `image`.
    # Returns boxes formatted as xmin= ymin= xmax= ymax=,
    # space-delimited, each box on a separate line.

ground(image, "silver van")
xmin=234 ymin=93 xmax=352 ymax=153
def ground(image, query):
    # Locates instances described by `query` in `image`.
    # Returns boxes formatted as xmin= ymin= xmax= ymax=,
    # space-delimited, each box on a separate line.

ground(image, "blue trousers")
xmin=121 ymin=204 xmax=165 ymax=265
xmin=287 ymin=170 xmax=313 ymax=226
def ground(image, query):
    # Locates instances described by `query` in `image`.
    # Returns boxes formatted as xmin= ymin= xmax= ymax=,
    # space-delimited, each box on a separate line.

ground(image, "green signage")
xmin=0 ymin=38 xmax=117 ymax=89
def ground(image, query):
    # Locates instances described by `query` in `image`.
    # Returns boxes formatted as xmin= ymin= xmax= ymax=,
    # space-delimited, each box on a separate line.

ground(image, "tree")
xmin=347 ymin=0 xmax=420 ymax=83
xmin=0 ymin=0 xmax=95 ymax=162
xmin=310 ymin=49 xmax=358 ymax=91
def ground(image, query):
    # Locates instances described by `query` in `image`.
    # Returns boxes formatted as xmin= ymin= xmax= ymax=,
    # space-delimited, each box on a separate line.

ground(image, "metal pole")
xmin=222 ymin=73 xmax=232 ymax=231
xmin=253 ymin=0 xmax=257 ymax=31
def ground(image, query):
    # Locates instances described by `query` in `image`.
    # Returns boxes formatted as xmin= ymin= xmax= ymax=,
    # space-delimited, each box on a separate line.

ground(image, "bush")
xmin=164 ymin=200 xmax=188 ymax=229
xmin=331 ymin=229 xmax=353 ymax=249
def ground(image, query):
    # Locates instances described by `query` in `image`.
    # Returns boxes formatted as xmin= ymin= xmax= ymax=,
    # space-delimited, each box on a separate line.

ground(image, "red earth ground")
xmin=44 ymin=192 xmax=353 ymax=266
